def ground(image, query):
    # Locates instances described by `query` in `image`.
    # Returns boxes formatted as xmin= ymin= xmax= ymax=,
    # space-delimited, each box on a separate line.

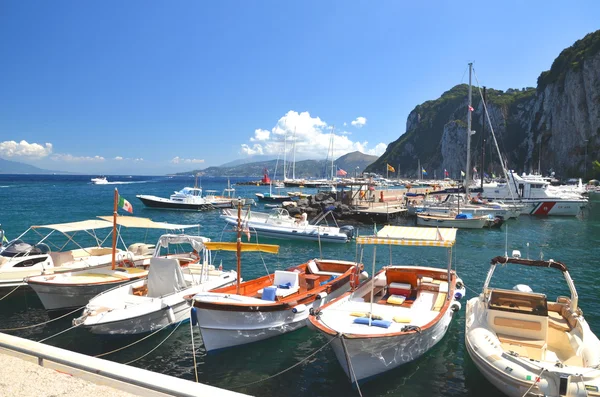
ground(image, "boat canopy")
xmin=155 ymin=234 xmax=210 ymax=254
xmin=97 ymin=215 xmax=199 ymax=230
xmin=356 ymin=225 xmax=456 ymax=248
xmin=203 ymin=242 xmax=280 ymax=254
xmin=31 ymin=219 xmax=114 ymax=233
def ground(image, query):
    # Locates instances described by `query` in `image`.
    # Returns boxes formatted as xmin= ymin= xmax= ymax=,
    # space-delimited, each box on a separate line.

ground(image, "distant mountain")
xmin=178 ymin=151 xmax=379 ymax=178
xmin=0 ymin=157 xmax=66 ymax=174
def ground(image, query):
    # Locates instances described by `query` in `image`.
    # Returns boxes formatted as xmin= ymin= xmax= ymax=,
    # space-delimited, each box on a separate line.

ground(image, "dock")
xmin=0 ymin=331 xmax=249 ymax=397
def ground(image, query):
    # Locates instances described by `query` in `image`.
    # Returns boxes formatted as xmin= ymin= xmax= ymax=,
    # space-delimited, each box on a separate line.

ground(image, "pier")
xmin=0 ymin=331 xmax=249 ymax=397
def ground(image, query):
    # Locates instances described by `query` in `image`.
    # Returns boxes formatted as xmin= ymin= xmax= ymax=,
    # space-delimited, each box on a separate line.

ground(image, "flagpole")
xmin=111 ymin=188 xmax=118 ymax=270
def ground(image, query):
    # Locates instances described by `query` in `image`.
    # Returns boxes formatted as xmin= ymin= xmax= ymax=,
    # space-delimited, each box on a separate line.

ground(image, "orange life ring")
xmin=118 ymin=259 xmax=135 ymax=268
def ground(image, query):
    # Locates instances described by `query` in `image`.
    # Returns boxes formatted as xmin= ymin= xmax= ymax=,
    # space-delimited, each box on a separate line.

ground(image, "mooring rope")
xmin=521 ymin=367 xmax=546 ymax=397
xmin=231 ymin=335 xmax=337 ymax=390
xmin=340 ymin=334 xmax=363 ymax=397
xmin=189 ymin=311 xmax=199 ymax=383
xmin=123 ymin=320 xmax=184 ymax=365
xmin=0 ymin=305 xmax=85 ymax=332
xmin=95 ymin=320 xmax=180 ymax=358
xmin=39 ymin=323 xmax=80 ymax=343
xmin=0 ymin=283 xmax=22 ymax=301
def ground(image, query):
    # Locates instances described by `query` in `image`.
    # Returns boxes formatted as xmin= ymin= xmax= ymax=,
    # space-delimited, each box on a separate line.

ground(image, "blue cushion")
xmin=262 ymin=286 xmax=277 ymax=301
xmin=320 ymin=275 xmax=337 ymax=286
xmin=353 ymin=317 xmax=392 ymax=328
xmin=277 ymin=282 xmax=292 ymax=289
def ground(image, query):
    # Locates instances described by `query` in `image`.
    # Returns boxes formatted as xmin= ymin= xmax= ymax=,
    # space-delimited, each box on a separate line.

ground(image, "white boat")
xmin=221 ymin=207 xmax=354 ymax=243
xmin=414 ymin=194 xmax=522 ymax=219
xmin=0 ymin=219 xmax=136 ymax=293
xmin=26 ymin=215 xmax=200 ymax=310
xmin=73 ymin=234 xmax=237 ymax=335
xmin=465 ymin=254 xmax=600 ymax=397
xmin=416 ymin=213 xmax=503 ymax=229
xmin=307 ymin=225 xmax=465 ymax=384
xmin=137 ymin=187 xmax=214 ymax=211
xmin=91 ymin=176 xmax=108 ymax=184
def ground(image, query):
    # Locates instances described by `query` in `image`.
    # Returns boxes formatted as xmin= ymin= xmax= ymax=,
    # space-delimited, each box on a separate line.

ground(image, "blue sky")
xmin=0 ymin=1 xmax=598 ymax=175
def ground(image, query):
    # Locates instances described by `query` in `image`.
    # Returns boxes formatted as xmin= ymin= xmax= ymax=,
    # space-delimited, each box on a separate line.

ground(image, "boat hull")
xmin=222 ymin=217 xmax=349 ymax=243
xmin=196 ymin=285 xmax=349 ymax=351
xmin=137 ymin=195 xmax=214 ymax=211
xmin=416 ymin=215 xmax=488 ymax=229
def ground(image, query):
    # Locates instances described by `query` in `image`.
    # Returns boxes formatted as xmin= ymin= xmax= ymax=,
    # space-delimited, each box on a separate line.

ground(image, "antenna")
xmin=526 ymin=242 xmax=530 ymax=259
xmin=504 ymin=224 xmax=508 ymax=257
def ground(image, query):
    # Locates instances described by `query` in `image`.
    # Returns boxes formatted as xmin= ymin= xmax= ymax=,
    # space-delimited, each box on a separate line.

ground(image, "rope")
xmin=124 ymin=320 xmax=184 ymax=365
xmin=39 ymin=323 xmax=80 ymax=343
xmin=189 ymin=311 xmax=199 ymax=383
xmin=521 ymin=367 xmax=546 ymax=397
xmin=340 ymin=334 xmax=363 ymax=397
xmin=0 ymin=283 xmax=22 ymax=301
xmin=0 ymin=305 xmax=85 ymax=332
xmin=94 ymin=319 xmax=180 ymax=358
xmin=231 ymin=335 xmax=337 ymax=390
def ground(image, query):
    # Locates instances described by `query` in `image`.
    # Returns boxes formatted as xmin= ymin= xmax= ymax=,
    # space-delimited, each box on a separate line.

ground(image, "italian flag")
xmin=118 ymin=195 xmax=133 ymax=213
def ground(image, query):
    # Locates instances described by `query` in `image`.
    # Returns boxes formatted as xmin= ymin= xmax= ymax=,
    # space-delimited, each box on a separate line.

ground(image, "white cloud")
xmin=0 ymin=140 xmax=53 ymax=158
xmin=250 ymin=129 xmax=270 ymax=142
xmin=115 ymin=156 xmax=124 ymax=161
xmin=240 ymin=111 xmax=385 ymax=158
xmin=171 ymin=156 xmax=204 ymax=164
xmin=343 ymin=122 xmax=347 ymax=126
xmin=351 ymin=117 xmax=367 ymax=128
xmin=134 ymin=158 xmax=144 ymax=162
xmin=51 ymin=154 xmax=105 ymax=162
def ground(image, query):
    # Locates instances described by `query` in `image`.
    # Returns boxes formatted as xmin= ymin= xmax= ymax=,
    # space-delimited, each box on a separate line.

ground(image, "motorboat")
xmin=73 ymin=234 xmax=237 ymax=334
xmin=26 ymin=215 xmax=200 ymax=310
xmin=189 ymin=249 xmax=364 ymax=351
xmin=410 ymin=194 xmax=522 ymax=219
xmin=465 ymin=254 xmax=600 ymax=397
xmin=307 ymin=225 xmax=465 ymax=384
xmin=137 ymin=187 xmax=214 ymax=211
xmin=91 ymin=176 xmax=108 ymax=184
xmin=416 ymin=212 xmax=504 ymax=229
xmin=221 ymin=207 xmax=355 ymax=243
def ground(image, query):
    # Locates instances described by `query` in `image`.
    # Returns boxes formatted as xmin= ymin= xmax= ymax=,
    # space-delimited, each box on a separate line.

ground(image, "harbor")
xmin=0 ymin=174 xmax=599 ymax=397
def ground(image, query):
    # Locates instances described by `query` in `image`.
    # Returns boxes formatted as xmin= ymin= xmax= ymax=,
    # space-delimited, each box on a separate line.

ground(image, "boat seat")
xmin=258 ymin=270 xmax=300 ymax=299
xmin=307 ymin=260 xmax=342 ymax=277
xmin=431 ymin=292 xmax=447 ymax=311
xmin=499 ymin=339 xmax=544 ymax=361
xmin=548 ymin=311 xmax=571 ymax=332
xmin=497 ymin=333 xmax=546 ymax=349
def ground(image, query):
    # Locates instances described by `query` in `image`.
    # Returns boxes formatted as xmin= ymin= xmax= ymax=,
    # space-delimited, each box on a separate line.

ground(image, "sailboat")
xmin=188 ymin=203 xmax=364 ymax=352
xmin=307 ymin=225 xmax=465 ymax=384
xmin=255 ymin=167 xmax=289 ymax=203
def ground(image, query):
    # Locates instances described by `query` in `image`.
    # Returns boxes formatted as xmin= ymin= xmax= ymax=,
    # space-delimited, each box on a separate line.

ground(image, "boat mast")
xmin=330 ymin=126 xmax=335 ymax=181
xmin=465 ymin=62 xmax=473 ymax=196
xmin=292 ymin=128 xmax=297 ymax=180
xmin=481 ymin=87 xmax=486 ymax=190
xmin=236 ymin=201 xmax=242 ymax=294
xmin=111 ymin=188 xmax=118 ymax=270
xmin=283 ymin=132 xmax=287 ymax=181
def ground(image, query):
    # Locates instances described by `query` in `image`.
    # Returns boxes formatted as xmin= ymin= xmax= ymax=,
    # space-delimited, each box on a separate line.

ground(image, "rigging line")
xmin=0 ymin=283 xmax=22 ymax=301
xmin=94 ymin=320 xmax=180 ymax=358
xmin=0 ymin=305 xmax=86 ymax=332
xmin=520 ymin=367 xmax=546 ymax=397
xmin=189 ymin=311 xmax=199 ymax=383
xmin=124 ymin=319 xmax=185 ymax=366
xmin=231 ymin=334 xmax=337 ymax=390
xmin=39 ymin=323 xmax=80 ymax=343
xmin=340 ymin=335 xmax=363 ymax=397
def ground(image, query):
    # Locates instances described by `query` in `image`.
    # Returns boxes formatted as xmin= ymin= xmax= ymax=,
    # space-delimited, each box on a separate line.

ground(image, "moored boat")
xmin=465 ymin=254 xmax=600 ymax=397
xmin=416 ymin=212 xmax=503 ymax=229
xmin=307 ymin=225 xmax=465 ymax=384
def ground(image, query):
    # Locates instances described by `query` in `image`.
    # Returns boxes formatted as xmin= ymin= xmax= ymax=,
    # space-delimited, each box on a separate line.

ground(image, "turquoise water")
xmin=1 ymin=174 xmax=600 ymax=396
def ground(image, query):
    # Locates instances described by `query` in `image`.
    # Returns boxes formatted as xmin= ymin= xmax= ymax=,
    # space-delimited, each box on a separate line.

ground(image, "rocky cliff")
xmin=367 ymin=30 xmax=600 ymax=179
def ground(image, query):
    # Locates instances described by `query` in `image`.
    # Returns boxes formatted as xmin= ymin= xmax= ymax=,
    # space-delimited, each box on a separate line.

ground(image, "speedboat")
xmin=137 ymin=187 xmax=214 ymax=211
xmin=91 ymin=176 xmax=108 ymax=184
xmin=307 ymin=226 xmax=465 ymax=384
xmin=73 ymin=234 xmax=237 ymax=335
xmin=25 ymin=216 xmax=200 ymax=310
xmin=465 ymin=253 xmax=600 ymax=397
xmin=221 ymin=207 xmax=355 ymax=243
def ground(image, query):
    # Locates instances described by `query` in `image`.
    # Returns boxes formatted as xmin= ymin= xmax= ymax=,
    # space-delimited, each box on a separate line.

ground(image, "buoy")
xmin=451 ymin=302 xmax=462 ymax=312
xmin=316 ymin=291 xmax=328 ymax=300
xmin=167 ymin=306 xmax=176 ymax=323
xmin=292 ymin=304 xmax=307 ymax=314
xmin=190 ymin=307 xmax=198 ymax=326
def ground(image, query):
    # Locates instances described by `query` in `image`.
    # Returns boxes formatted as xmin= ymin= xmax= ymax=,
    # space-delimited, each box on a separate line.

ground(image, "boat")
xmin=221 ymin=207 xmax=355 ymax=243
xmin=137 ymin=186 xmax=214 ymax=211
xmin=26 ymin=213 xmax=201 ymax=311
xmin=0 ymin=219 xmax=138 ymax=294
xmin=73 ymin=234 xmax=238 ymax=334
xmin=307 ymin=225 xmax=465 ymax=384
xmin=416 ymin=212 xmax=503 ymax=229
xmin=465 ymin=253 xmax=600 ymax=396
xmin=91 ymin=176 xmax=108 ymax=184
xmin=411 ymin=193 xmax=522 ymax=219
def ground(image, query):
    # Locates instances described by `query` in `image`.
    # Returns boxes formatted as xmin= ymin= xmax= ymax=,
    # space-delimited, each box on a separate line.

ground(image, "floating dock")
xmin=0 ymin=331 xmax=249 ymax=397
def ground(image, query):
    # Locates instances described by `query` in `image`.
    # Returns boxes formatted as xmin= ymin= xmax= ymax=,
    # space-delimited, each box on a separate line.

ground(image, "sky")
xmin=0 ymin=1 xmax=598 ymax=175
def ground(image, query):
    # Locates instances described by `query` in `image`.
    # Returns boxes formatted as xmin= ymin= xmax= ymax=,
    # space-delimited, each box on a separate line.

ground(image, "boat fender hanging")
xmin=292 ymin=304 xmax=307 ymax=314
xmin=166 ymin=305 xmax=176 ymax=323
xmin=456 ymin=278 xmax=464 ymax=290
xmin=316 ymin=291 xmax=328 ymax=300
xmin=451 ymin=302 xmax=462 ymax=312
xmin=190 ymin=307 xmax=198 ymax=326
xmin=454 ymin=290 xmax=464 ymax=301
xmin=359 ymin=271 xmax=369 ymax=280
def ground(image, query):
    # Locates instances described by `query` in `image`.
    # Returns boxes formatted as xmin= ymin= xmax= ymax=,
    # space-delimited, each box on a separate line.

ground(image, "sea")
xmin=1 ymin=174 xmax=599 ymax=397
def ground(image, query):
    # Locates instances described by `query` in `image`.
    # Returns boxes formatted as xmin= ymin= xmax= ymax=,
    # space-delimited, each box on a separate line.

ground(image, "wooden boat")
xmin=307 ymin=226 xmax=465 ymax=384
xmin=465 ymin=254 xmax=600 ymax=397
xmin=416 ymin=212 xmax=502 ymax=229
xmin=188 ymin=204 xmax=365 ymax=352
xmin=73 ymin=234 xmax=237 ymax=334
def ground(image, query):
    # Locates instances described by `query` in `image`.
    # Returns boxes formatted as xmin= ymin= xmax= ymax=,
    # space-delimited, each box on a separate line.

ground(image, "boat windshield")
xmin=178 ymin=187 xmax=202 ymax=196
xmin=0 ymin=240 xmax=50 ymax=257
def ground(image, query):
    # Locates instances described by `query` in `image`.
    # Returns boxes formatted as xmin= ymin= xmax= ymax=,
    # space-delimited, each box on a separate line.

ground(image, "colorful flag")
xmin=387 ymin=164 xmax=395 ymax=172
xmin=422 ymin=168 xmax=427 ymax=175
xmin=118 ymin=195 xmax=133 ymax=213
xmin=444 ymin=169 xmax=449 ymax=177
xmin=460 ymin=170 xmax=466 ymax=177
xmin=336 ymin=169 xmax=348 ymax=176
xmin=468 ymin=105 xmax=474 ymax=112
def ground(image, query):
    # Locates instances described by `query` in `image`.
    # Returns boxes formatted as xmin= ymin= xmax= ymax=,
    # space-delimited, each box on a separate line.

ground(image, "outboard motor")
xmin=340 ymin=225 xmax=355 ymax=240
xmin=513 ymin=284 xmax=533 ymax=293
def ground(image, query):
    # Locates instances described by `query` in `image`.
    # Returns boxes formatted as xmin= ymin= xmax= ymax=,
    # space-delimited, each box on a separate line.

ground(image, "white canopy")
xmin=97 ymin=216 xmax=199 ymax=230
xmin=31 ymin=219 xmax=114 ymax=233
xmin=356 ymin=226 xmax=457 ymax=248
xmin=155 ymin=234 xmax=210 ymax=255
